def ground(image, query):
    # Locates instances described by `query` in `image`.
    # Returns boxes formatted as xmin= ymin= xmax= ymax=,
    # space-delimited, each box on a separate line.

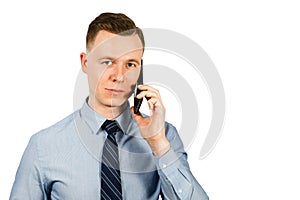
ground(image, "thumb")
xmin=130 ymin=107 xmax=145 ymax=122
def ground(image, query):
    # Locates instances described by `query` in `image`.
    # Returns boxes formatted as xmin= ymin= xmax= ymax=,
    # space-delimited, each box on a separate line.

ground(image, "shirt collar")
xmin=115 ymin=104 xmax=134 ymax=135
xmin=79 ymin=97 xmax=133 ymax=135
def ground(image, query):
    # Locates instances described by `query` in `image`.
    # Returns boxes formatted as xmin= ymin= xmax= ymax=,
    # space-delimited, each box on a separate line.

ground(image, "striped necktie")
xmin=100 ymin=120 xmax=122 ymax=200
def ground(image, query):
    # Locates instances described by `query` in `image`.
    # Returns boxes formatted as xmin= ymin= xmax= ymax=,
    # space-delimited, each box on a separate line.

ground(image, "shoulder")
xmin=29 ymin=111 xmax=79 ymax=147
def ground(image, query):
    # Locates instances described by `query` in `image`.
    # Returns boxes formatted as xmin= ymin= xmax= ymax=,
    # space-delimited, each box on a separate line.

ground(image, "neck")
xmin=87 ymin=97 xmax=128 ymax=120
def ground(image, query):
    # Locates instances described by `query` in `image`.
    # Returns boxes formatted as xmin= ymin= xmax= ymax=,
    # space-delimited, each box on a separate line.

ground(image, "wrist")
xmin=145 ymin=133 xmax=171 ymax=157
xmin=152 ymin=142 xmax=171 ymax=157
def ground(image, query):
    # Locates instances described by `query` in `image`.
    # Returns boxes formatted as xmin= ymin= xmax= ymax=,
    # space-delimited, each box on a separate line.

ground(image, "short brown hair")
xmin=86 ymin=12 xmax=145 ymax=51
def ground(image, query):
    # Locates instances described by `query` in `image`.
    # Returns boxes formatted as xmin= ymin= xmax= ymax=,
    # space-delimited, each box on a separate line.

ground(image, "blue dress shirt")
xmin=10 ymin=100 xmax=208 ymax=200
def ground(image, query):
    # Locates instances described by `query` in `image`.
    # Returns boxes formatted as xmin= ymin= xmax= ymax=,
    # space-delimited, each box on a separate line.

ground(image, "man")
xmin=10 ymin=12 xmax=209 ymax=200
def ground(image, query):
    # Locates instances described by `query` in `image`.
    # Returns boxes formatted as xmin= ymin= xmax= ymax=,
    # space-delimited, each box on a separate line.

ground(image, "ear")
xmin=80 ymin=52 xmax=88 ymax=74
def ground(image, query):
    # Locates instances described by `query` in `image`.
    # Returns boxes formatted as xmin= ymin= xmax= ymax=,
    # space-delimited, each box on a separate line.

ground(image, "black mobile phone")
xmin=134 ymin=60 xmax=143 ymax=114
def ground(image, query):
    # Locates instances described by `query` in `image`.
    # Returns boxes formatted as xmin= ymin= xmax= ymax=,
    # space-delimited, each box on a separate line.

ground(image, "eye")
xmin=127 ymin=62 xmax=137 ymax=68
xmin=102 ymin=60 xmax=112 ymax=66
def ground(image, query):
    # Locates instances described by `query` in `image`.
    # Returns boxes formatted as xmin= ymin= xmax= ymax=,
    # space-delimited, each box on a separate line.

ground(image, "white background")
xmin=1 ymin=0 xmax=300 ymax=199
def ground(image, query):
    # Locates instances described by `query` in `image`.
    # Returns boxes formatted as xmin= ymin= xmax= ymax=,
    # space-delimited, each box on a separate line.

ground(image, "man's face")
xmin=81 ymin=30 xmax=143 ymax=109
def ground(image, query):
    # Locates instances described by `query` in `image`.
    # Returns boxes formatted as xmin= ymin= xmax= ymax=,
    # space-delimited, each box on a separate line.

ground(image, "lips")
xmin=105 ymin=88 xmax=125 ymax=94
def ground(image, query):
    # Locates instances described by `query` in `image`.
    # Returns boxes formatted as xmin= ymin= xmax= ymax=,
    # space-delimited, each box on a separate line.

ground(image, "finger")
xmin=137 ymin=85 xmax=161 ymax=101
xmin=137 ymin=90 xmax=159 ymax=100
xmin=138 ymin=84 xmax=160 ymax=95
xmin=147 ymin=98 xmax=158 ymax=110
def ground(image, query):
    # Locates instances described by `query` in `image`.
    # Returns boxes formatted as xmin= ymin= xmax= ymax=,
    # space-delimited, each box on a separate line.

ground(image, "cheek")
xmin=87 ymin=65 xmax=108 ymax=89
xmin=124 ymin=68 xmax=140 ymax=85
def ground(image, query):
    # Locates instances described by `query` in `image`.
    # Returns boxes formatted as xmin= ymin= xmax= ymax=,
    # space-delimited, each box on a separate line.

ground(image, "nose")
xmin=110 ymin=63 xmax=125 ymax=82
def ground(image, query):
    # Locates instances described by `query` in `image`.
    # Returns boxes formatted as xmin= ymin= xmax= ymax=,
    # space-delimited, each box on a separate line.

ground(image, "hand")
xmin=130 ymin=85 xmax=170 ymax=157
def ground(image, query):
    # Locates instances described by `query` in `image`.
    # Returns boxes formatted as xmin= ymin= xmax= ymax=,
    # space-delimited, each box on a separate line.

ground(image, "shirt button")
xmin=178 ymin=189 xmax=183 ymax=194
xmin=162 ymin=163 xmax=167 ymax=168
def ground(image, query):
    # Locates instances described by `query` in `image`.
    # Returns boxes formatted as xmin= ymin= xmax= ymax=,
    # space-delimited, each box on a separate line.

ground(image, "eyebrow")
xmin=127 ymin=59 xmax=141 ymax=65
xmin=97 ymin=56 xmax=115 ymax=61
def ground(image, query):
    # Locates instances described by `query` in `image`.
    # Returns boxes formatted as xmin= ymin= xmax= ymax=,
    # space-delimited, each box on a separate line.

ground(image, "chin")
xmin=104 ymin=98 xmax=128 ymax=108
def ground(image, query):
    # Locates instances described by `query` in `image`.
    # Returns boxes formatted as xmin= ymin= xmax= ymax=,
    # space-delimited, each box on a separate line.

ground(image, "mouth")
xmin=105 ymin=88 xmax=125 ymax=95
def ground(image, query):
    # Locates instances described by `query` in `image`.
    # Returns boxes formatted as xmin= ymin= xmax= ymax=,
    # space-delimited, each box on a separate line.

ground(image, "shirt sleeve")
xmin=10 ymin=134 xmax=46 ymax=200
xmin=154 ymin=123 xmax=209 ymax=200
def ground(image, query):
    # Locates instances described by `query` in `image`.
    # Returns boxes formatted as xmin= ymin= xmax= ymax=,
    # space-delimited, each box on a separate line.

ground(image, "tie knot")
xmin=101 ymin=120 xmax=120 ymax=135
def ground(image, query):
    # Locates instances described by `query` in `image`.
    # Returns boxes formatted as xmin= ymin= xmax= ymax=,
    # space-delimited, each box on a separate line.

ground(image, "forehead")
xmin=88 ymin=30 xmax=143 ymax=59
